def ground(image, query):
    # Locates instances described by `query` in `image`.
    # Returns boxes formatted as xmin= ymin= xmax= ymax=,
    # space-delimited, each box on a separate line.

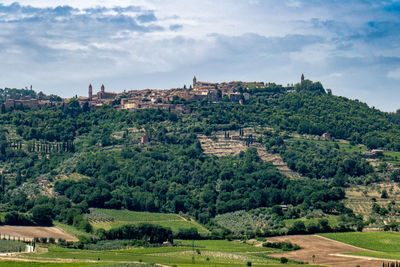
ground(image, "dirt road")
xmin=268 ymin=235 xmax=392 ymax=267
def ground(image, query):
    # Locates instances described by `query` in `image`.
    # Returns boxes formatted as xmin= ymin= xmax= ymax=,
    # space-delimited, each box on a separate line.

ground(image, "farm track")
xmin=267 ymin=235 xmax=393 ymax=267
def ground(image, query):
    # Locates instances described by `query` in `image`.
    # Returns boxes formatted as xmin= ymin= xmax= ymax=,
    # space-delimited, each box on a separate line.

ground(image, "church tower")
xmin=193 ymin=76 xmax=197 ymax=89
xmin=101 ymin=84 xmax=105 ymax=93
xmin=301 ymin=73 xmax=305 ymax=83
xmin=88 ymin=84 xmax=93 ymax=100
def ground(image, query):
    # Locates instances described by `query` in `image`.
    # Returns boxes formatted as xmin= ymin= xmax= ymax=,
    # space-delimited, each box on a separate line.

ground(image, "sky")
xmin=0 ymin=1 xmax=399 ymax=111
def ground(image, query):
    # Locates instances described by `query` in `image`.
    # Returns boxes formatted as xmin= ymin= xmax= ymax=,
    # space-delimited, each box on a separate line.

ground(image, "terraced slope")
xmin=198 ymin=133 xmax=301 ymax=179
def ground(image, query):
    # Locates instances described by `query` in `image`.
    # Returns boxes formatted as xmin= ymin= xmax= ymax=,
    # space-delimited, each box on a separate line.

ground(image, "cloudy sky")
xmin=0 ymin=1 xmax=399 ymax=111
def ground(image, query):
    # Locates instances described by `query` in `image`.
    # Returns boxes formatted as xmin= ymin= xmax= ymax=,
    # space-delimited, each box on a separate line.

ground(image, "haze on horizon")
xmin=0 ymin=0 xmax=399 ymax=111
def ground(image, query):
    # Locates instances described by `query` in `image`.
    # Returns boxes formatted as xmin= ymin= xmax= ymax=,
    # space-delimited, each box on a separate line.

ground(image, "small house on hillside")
xmin=321 ymin=132 xmax=332 ymax=140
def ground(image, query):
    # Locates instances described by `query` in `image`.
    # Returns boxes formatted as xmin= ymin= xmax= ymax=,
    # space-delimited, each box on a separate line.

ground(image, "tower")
xmin=101 ymin=84 xmax=105 ymax=93
xmin=301 ymin=73 xmax=305 ymax=82
xmin=193 ymin=76 xmax=197 ymax=89
xmin=88 ymin=84 xmax=93 ymax=100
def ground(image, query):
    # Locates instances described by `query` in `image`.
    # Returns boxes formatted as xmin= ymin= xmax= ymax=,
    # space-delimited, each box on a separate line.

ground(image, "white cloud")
xmin=387 ymin=68 xmax=400 ymax=80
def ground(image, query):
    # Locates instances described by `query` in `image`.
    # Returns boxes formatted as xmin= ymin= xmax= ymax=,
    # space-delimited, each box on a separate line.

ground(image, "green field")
xmin=320 ymin=232 xmax=400 ymax=252
xmin=16 ymin=239 xmax=308 ymax=267
xmin=320 ymin=232 xmax=400 ymax=260
xmin=53 ymin=221 xmax=91 ymax=239
xmin=0 ymin=262 xmax=108 ymax=267
xmin=88 ymin=209 xmax=209 ymax=234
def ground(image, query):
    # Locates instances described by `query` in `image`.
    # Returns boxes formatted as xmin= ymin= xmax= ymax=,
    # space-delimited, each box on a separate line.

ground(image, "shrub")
xmin=175 ymin=227 xmax=200 ymax=239
xmin=280 ymin=257 xmax=288 ymax=264
xmin=289 ymin=221 xmax=306 ymax=234
xmin=263 ymin=241 xmax=300 ymax=251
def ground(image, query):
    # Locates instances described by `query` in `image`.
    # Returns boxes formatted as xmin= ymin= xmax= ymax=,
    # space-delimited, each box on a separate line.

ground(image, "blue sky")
xmin=0 ymin=0 xmax=399 ymax=111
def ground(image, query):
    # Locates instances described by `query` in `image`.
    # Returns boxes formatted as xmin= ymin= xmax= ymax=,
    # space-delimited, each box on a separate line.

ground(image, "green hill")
xmin=0 ymin=84 xmax=400 ymax=235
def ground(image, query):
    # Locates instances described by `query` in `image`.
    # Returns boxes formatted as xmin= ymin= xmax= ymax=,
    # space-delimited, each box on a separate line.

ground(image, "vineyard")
xmin=0 ymin=239 xmax=26 ymax=253
xmin=86 ymin=209 xmax=209 ymax=234
xmin=85 ymin=208 xmax=115 ymax=223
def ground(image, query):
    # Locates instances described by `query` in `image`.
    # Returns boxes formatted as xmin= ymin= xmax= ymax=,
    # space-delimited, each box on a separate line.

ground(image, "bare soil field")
xmin=267 ymin=235 xmax=392 ymax=267
xmin=0 ymin=225 xmax=78 ymax=242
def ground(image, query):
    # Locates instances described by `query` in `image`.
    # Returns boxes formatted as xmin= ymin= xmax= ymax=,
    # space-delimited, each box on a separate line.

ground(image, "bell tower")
xmin=101 ymin=84 xmax=105 ymax=93
xmin=88 ymin=84 xmax=93 ymax=100
xmin=301 ymin=73 xmax=305 ymax=82
xmin=193 ymin=76 xmax=197 ymax=89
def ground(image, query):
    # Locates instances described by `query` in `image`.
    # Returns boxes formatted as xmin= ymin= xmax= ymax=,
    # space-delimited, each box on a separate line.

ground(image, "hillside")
xmin=0 ymin=84 xmax=400 ymax=239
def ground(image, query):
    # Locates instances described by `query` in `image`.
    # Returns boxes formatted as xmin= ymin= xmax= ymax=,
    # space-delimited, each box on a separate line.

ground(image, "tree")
xmin=31 ymin=204 xmax=53 ymax=226
xmin=381 ymin=189 xmax=389 ymax=199
xmin=289 ymin=221 xmax=306 ymax=234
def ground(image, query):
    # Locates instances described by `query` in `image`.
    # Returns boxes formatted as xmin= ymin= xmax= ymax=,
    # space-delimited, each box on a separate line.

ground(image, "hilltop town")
xmin=0 ymin=76 xmax=267 ymax=111
xmin=0 ymin=75 xmax=329 ymax=115
xmin=76 ymin=76 xmax=262 ymax=111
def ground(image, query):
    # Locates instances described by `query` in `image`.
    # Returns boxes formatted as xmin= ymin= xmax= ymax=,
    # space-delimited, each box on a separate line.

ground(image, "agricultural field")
xmin=53 ymin=222 xmax=92 ymax=239
xmin=267 ymin=234 xmax=387 ymax=267
xmin=345 ymin=182 xmax=400 ymax=221
xmin=0 ymin=225 xmax=78 ymax=242
xmin=320 ymin=232 xmax=400 ymax=261
xmin=320 ymin=232 xmax=400 ymax=252
xmin=0 ymin=240 xmax=26 ymax=253
xmin=0 ymin=262 xmax=108 ymax=267
xmin=86 ymin=209 xmax=209 ymax=234
xmin=14 ymin=239 xmax=305 ymax=267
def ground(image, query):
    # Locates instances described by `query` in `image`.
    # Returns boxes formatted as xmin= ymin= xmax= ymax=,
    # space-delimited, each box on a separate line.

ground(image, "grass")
xmin=0 ymin=262 xmax=108 ymax=267
xmin=17 ymin=239 xmax=300 ymax=267
xmin=53 ymin=221 xmax=91 ymax=239
xmin=89 ymin=209 xmax=209 ymax=234
xmin=320 ymin=232 xmax=400 ymax=252
xmin=286 ymin=138 xmax=367 ymax=154
xmin=176 ymin=239 xmax=276 ymax=252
